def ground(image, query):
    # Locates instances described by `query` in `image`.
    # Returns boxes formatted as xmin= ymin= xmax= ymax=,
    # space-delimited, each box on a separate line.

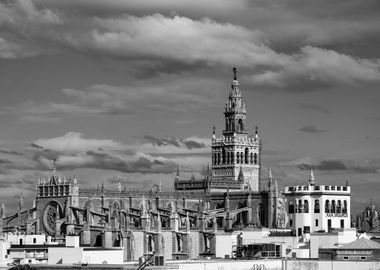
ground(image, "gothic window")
xmin=250 ymin=153 xmax=253 ymax=164
xmin=217 ymin=153 xmax=221 ymax=164
xmin=343 ymin=200 xmax=347 ymax=213
xmin=240 ymin=152 xmax=243 ymax=164
xmin=314 ymin=200 xmax=320 ymax=213
xmin=325 ymin=200 xmax=330 ymax=213
xmin=331 ymin=200 xmax=336 ymax=213
xmin=176 ymin=234 xmax=183 ymax=252
xmin=254 ymin=153 xmax=258 ymax=165
xmin=148 ymin=235 xmax=155 ymax=253
xmin=259 ymin=203 xmax=265 ymax=226
xmin=244 ymin=148 xmax=249 ymax=164
xmin=236 ymin=152 xmax=240 ymax=163
xmin=231 ymin=121 xmax=235 ymax=131
xmin=304 ymin=200 xmax=309 ymax=213
xmin=226 ymin=152 xmax=229 ymax=164
xmin=213 ymin=153 xmax=216 ymax=165
xmin=238 ymin=119 xmax=244 ymax=132
xmin=337 ymin=200 xmax=342 ymax=213
xmin=288 ymin=201 xmax=295 ymax=214
xmin=225 ymin=119 xmax=228 ymax=131
xmin=222 ymin=148 xmax=226 ymax=164
xmin=231 ymin=153 xmax=234 ymax=163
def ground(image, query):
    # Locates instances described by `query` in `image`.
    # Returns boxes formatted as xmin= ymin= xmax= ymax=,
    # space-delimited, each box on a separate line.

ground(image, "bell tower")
xmin=210 ymin=68 xmax=261 ymax=192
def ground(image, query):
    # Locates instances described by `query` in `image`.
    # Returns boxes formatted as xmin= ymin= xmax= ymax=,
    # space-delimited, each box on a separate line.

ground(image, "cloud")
xmin=297 ymin=159 xmax=379 ymax=173
xmin=296 ymin=103 xmax=330 ymax=114
xmin=298 ymin=160 xmax=347 ymax=171
xmin=25 ymin=132 xmax=209 ymax=175
xmin=250 ymin=46 xmax=380 ymax=90
xmin=0 ymin=149 xmax=23 ymax=156
xmin=1 ymin=2 xmax=379 ymax=91
xmin=32 ymin=132 xmax=123 ymax=152
xmin=0 ymin=77 xmax=223 ymax=119
xmin=142 ymin=135 xmax=207 ymax=150
xmin=299 ymin=125 xmax=327 ymax=133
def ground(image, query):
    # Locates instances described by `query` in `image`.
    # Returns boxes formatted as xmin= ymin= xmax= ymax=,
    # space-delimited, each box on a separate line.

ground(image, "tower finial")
xmin=233 ymin=67 xmax=237 ymax=80
xmin=52 ymin=158 xmax=57 ymax=179
xmin=309 ymin=169 xmax=315 ymax=186
xmin=268 ymin=168 xmax=273 ymax=179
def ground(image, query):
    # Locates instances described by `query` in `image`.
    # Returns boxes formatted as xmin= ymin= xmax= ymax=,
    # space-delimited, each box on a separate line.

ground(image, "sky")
xmin=0 ymin=0 xmax=379 ymax=215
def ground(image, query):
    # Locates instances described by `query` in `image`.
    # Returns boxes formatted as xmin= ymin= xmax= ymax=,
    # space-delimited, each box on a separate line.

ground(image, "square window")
xmin=361 ymin=257 xmax=366 ymax=260
xmin=289 ymin=220 xmax=293 ymax=227
xmin=315 ymin=219 xmax=319 ymax=226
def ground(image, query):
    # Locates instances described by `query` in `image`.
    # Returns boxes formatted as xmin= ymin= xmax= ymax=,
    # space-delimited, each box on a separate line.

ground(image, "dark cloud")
xmin=298 ymin=160 xmax=347 ymax=171
xmin=299 ymin=125 xmax=327 ymax=133
xmin=182 ymin=139 xmax=206 ymax=149
xmin=29 ymin=143 xmax=44 ymax=149
xmin=0 ymin=149 xmax=23 ymax=156
xmin=298 ymin=160 xmax=378 ymax=173
xmin=143 ymin=135 xmax=207 ymax=150
xmin=296 ymin=103 xmax=330 ymax=114
xmin=143 ymin=135 xmax=180 ymax=147
xmin=0 ymin=159 xmax=12 ymax=164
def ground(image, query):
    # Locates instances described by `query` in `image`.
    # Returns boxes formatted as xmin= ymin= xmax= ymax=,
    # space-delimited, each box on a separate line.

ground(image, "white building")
xmin=284 ymin=170 xmax=351 ymax=238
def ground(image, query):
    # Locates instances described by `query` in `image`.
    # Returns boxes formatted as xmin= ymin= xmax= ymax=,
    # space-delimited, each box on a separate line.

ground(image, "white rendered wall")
xmin=82 ymin=249 xmax=123 ymax=264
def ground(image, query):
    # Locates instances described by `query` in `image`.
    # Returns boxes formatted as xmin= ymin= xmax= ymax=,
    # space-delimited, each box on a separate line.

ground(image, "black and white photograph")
xmin=0 ymin=0 xmax=379 ymax=269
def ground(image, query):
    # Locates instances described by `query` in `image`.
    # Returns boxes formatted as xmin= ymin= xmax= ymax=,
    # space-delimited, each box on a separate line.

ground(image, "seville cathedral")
xmin=0 ymin=68 xmax=355 ymax=262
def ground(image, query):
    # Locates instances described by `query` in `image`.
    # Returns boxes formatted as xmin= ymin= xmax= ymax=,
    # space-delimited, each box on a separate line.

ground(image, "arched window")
xmin=213 ymin=153 xmax=217 ymax=165
xmin=231 ymin=120 xmax=235 ymax=131
xmin=288 ymin=201 xmax=295 ymax=214
xmin=298 ymin=200 xmax=303 ymax=213
xmin=337 ymin=200 xmax=342 ymax=213
xmin=217 ymin=153 xmax=221 ymax=164
xmin=254 ymin=153 xmax=258 ymax=165
xmin=236 ymin=152 xmax=240 ymax=163
xmin=231 ymin=153 xmax=234 ymax=163
xmin=250 ymin=153 xmax=253 ymax=164
xmin=325 ymin=200 xmax=330 ymax=213
xmin=225 ymin=118 xmax=228 ymax=131
xmin=343 ymin=200 xmax=347 ymax=213
xmin=314 ymin=200 xmax=320 ymax=213
xmin=226 ymin=152 xmax=230 ymax=164
xmin=222 ymin=148 xmax=226 ymax=164
xmin=240 ymin=152 xmax=243 ymax=164
xmin=304 ymin=200 xmax=309 ymax=213
xmin=331 ymin=200 xmax=336 ymax=213
xmin=245 ymin=148 xmax=249 ymax=164
xmin=238 ymin=119 xmax=244 ymax=132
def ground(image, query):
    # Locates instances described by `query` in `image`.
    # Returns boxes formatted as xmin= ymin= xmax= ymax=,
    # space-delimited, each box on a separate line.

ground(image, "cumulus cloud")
xmin=250 ymin=46 xmax=380 ymax=90
xmin=25 ymin=132 xmax=210 ymax=175
xmin=1 ymin=1 xmax=379 ymax=90
xmin=32 ymin=132 xmax=123 ymax=152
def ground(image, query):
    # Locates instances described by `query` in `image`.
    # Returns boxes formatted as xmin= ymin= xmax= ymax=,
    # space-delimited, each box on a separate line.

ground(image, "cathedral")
xmin=0 ymin=68 xmax=285 ymax=261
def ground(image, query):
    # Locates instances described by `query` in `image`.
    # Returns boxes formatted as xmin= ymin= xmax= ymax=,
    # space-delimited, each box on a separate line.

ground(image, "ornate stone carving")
xmin=43 ymin=201 xmax=61 ymax=235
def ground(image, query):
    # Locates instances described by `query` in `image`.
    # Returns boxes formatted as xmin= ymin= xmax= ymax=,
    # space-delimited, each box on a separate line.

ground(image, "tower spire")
xmin=268 ymin=168 xmax=273 ymax=179
xmin=233 ymin=67 xmax=238 ymax=80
